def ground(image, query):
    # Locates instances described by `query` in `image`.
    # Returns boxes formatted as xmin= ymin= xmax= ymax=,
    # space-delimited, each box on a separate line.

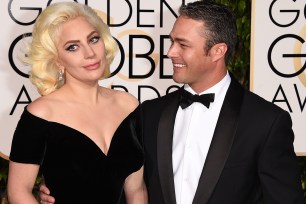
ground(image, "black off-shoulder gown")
xmin=9 ymin=107 xmax=144 ymax=204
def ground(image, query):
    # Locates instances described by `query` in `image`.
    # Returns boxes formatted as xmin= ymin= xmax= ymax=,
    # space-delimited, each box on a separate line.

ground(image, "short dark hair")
xmin=179 ymin=1 xmax=237 ymax=64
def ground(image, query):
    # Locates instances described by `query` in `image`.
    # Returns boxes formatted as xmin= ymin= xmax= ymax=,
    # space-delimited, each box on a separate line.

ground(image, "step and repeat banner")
xmin=0 ymin=0 xmax=195 ymax=158
xmin=251 ymin=0 xmax=306 ymax=154
xmin=1 ymin=0 xmax=305 ymax=158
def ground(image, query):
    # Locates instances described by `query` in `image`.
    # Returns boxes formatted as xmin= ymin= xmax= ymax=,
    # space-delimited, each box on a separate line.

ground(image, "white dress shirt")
xmin=172 ymin=72 xmax=231 ymax=204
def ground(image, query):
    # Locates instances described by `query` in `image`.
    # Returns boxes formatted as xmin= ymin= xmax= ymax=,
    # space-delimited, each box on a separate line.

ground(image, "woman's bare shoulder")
xmin=103 ymin=88 xmax=139 ymax=111
xmin=26 ymin=94 xmax=60 ymax=120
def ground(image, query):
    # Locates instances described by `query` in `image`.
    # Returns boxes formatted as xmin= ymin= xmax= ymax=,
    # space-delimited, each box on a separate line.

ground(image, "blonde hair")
xmin=25 ymin=2 xmax=117 ymax=96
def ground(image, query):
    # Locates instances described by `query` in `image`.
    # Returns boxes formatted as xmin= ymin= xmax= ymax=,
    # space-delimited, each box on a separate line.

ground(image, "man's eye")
xmin=180 ymin=44 xmax=187 ymax=48
xmin=90 ymin=36 xmax=100 ymax=44
xmin=65 ymin=44 xmax=78 ymax=51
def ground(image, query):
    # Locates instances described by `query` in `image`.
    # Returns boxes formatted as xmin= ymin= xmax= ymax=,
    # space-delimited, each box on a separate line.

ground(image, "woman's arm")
xmin=7 ymin=161 xmax=40 ymax=204
xmin=124 ymin=166 xmax=148 ymax=204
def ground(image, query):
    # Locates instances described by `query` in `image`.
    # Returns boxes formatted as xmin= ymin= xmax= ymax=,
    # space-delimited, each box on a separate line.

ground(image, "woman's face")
xmin=56 ymin=16 xmax=106 ymax=85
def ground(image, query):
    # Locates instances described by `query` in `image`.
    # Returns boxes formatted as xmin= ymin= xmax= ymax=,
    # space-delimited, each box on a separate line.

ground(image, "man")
xmin=39 ymin=1 xmax=304 ymax=203
xmin=137 ymin=1 xmax=303 ymax=203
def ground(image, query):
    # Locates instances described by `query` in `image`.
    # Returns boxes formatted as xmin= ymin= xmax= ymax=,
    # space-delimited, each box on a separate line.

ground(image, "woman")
xmin=7 ymin=2 xmax=147 ymax=204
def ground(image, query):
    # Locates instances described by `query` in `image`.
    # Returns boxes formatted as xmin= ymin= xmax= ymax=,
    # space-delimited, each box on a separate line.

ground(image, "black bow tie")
xmin=179 ymin=89 xmax=215 ymax=109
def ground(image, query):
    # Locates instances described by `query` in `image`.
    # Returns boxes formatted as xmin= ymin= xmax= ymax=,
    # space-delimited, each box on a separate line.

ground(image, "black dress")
xmin=9 ymin=106 xmax=144 ymax=204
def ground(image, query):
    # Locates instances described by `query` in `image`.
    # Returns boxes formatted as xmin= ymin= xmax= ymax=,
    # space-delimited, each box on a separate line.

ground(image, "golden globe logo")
xmin=294 ymin=24 xmax=306 ymax=87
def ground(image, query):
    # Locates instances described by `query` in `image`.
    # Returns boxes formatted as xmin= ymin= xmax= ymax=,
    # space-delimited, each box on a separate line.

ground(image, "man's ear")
xmin=211 ymin=43 xmax=227 ymax=62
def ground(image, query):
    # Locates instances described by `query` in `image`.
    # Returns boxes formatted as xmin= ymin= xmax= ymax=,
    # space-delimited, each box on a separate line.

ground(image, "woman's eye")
xmin=65 ymin=44 xmax=78 ymax=51
xmin=90 ymin=36 xmax=100 ymax=44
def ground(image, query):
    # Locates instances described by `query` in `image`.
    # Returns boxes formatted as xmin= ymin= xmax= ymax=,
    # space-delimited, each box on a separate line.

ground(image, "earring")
xmin=58 ymin=69 xmax=64 ymax=81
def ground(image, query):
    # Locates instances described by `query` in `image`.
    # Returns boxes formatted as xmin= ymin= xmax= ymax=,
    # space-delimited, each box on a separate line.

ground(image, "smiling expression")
xmin=168 ymin=16 xmax=226 ymax=93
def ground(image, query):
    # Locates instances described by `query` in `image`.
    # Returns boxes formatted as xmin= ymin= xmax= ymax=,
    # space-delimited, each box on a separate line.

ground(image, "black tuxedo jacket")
xmin=136 ymin=77 xmax=303 ymax=204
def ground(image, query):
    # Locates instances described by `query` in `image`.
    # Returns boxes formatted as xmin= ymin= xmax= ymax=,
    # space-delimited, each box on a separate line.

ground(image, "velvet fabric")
xmin=10 ymin=107 xmax=144 ymax=204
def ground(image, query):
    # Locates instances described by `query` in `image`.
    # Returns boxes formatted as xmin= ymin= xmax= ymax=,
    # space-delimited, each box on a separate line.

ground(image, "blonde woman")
xmin=7 ymin=2 xmax=147 ymax=204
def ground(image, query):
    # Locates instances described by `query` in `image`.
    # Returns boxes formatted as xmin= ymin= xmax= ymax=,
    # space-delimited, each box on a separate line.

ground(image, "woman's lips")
xmin=84 ymin=61 xmax=100 ymax=70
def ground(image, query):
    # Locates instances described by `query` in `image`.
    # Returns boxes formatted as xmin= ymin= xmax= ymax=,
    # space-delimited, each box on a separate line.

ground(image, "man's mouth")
xmin=173 ymin=63 xmax=186 ymax=68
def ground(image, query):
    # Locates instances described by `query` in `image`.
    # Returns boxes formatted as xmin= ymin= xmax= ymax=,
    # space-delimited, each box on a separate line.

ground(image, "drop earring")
xmin=58 ymin=69 xmax=64 ymax=81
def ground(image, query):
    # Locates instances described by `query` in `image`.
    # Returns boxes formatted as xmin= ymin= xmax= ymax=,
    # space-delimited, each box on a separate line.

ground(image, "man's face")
xmin=168 ymin=16 xmax=217 ymax=92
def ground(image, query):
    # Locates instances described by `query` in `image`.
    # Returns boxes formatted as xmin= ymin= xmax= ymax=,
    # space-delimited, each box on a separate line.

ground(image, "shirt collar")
xmin=184 ymin=71 xmax=231 ymax=104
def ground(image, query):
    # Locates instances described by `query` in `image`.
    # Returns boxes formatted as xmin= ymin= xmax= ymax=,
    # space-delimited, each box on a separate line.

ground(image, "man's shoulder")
xmin=243 ymin=89 xmax=288 ymax=115
xmin=228 ymin=77 xmax=288 ymax=116
xmin=142 ymin=89 xmax=180 ymax=106
xmin=139 ymin=89 xmax=181 ymax=115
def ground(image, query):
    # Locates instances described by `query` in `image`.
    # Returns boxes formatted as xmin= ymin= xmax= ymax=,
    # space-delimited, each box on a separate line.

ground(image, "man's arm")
xmin=124 ymin=166 xmax=148 ymax=204
xmin=258 ymin=111 xmax=304 ymax=203
xmin=38 ymin=183 xmax=55 ymax=204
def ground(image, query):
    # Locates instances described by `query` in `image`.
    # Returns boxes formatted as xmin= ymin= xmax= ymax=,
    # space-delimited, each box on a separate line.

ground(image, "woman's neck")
xmin=60 ymin=82 xmax=103 ymax=106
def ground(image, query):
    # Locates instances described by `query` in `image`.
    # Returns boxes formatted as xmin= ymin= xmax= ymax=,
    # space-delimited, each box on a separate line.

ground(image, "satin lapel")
xmin=192 ymin=79 xmax=245 ymax=204
xmin=157 ymin=90 xmax=181 ymax=204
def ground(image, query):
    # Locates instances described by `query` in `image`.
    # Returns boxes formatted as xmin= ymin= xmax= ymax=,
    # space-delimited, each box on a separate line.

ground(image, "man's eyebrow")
xmin=172 ymin=37 xmax=189 ymax=44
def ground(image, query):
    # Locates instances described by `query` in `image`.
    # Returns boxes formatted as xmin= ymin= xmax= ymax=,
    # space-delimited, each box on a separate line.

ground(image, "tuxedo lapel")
xmin=192 ymin=79 xmax=244 ymax=204
xmin=157 ymin=90 xmax=181 ymax=204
